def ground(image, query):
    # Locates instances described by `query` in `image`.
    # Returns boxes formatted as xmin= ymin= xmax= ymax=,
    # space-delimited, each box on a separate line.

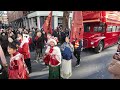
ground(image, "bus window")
xmin=112 ymin=26 xmax=116 ymax=32
xmin=118 ymin=26 xmax=120 ymax=31
xmin=94 ymin=26 xmax=98 ymax=32
xmin=94 ymin=26 xmax=103 ymax=32
xmin=84 ymin=24 xmax=90 ymax=32
xmin=107 ymin=26 xmax=112 ymax=32
xmin=116 ymin=26 xmax=118 ymax=32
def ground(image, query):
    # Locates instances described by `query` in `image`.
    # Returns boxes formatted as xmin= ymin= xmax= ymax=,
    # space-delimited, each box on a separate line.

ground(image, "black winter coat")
xmin=35 ymin=36 xmax=44 ymax=49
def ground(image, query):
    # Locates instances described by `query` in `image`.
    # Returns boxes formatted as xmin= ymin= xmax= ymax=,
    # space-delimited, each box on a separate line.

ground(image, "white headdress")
xmin=47 ymin=36 xmax=58 ymax=46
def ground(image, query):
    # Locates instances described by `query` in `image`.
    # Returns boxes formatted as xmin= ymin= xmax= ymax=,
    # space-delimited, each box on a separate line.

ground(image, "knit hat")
xmin=47 ymin=37 xmax=58 ymax=46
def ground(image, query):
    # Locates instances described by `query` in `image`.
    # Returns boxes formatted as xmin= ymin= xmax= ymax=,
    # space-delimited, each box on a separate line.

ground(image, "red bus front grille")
xmin=83 ymin=39 xmax=88 ymax=48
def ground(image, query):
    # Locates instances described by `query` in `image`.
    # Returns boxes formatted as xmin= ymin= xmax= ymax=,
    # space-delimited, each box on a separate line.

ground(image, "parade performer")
xmin=17 ymin=33 xmax=32 ymax=73
xmin=8 ymin=42 xmax=29 ymax=79
xmin=43 ymin=37 xmax=61 ymax=79
xmin=60 ymin=36 xmax=74 ymax=79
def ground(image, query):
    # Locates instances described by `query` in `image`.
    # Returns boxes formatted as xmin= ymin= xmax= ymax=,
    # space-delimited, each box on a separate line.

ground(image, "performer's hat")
xmin=48 ymin=37 xmax=58 ymax=46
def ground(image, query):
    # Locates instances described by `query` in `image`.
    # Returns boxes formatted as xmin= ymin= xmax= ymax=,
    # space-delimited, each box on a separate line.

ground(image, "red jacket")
xmin=8 ymin=52 xmax=29 ymax=79
xmin=18 ymin=42 xmax=30 ymax=60
xmin=28 ymin=37 xmax=32 ymax=45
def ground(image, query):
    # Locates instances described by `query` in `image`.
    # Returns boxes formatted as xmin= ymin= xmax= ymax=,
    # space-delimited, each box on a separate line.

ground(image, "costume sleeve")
xmin=12 ymin=60 xmax=19 ymax=70
xmin=70 ymin=43 xmax=74 ymax=52
xmin=23 ymin=43 xmax=29 ymax=56
xmin=18 ymin=47 xmax=23 ymax=54
xmin=54 ymin=47 xmax=61 ymax=63
xmin=45 ymin=46 xmax=50 ymax=54
xmin=18 ymin=43 xmax=29 ymax=56
xmin=49 ymin=47 xmax=62 ymax=66
xmin=57 ymin=47 xmax=62 ymax=63
xmin=60 ymin=43 xmax=65 ymax=51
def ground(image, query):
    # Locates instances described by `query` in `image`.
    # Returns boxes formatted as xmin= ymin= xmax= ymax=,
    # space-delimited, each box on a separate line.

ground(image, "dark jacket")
xmin=61 ymin=31 xmax=66 ymax=43
xmin=1 ymin=34 xmax=8 ymax=49
xmin=52 ymin=30 xmax=59 ymax=38
xmin=72 ymin=39 xmax=83 ymax=51
xmin=35 ymin=36 xmax=44 ymax=49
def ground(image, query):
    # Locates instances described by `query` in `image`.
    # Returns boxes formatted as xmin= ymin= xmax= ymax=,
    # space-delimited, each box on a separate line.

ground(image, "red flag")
xmin=70 ymin=11 xmax=84 ymax=42
xmin=42 ymin=11 xmax=52 ymax=34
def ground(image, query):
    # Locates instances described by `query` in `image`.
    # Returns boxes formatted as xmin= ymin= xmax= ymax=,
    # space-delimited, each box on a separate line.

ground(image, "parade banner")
xmin=23 ymin=34 xmax=29 ymax=43
xmin=42 ymin=11 xmax=52 ymax=34
xmin=70 ymin=11 xmax=84 ymax=42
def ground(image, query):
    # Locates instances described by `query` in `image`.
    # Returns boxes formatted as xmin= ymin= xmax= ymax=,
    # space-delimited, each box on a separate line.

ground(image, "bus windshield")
xmin=84 ymin=24 xmax=90 ymax=32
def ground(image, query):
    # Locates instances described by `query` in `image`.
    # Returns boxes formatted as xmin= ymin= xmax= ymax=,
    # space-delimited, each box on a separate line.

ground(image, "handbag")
xmin=108 ymin=59 xmax=120 ymax=75
xmin=43 ymin=54 xmax=50 ymax=64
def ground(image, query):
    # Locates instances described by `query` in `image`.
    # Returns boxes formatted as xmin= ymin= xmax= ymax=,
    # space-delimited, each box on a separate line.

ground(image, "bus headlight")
xmin=91 ymin=42 xmax=94 ymax=45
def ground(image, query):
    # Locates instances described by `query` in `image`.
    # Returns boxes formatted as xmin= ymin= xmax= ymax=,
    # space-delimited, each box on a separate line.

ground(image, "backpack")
xmin=62 ymin=47 xmax=72 ymax=60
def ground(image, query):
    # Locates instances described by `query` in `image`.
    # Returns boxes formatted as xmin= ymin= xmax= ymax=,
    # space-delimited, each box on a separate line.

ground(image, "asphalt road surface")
xmin=6 ymin=44 xmax=118 ymax=79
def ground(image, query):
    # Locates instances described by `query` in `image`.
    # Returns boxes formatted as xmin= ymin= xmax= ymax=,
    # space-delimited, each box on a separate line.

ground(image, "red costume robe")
xmin=8 ymin=52 xmax=29 ymax=79
xmin=43 ymin=46 xmax=61 ymax=67
xmin=18 ymin=40 xmax=30 ymax=60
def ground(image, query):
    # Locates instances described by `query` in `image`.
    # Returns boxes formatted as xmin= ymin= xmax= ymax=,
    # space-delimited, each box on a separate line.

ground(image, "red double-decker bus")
xmin=82 ymin=11 xmax=120 ymax=53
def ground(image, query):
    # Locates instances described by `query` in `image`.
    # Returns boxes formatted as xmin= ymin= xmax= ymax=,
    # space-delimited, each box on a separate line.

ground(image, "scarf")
xmin=49 ymin=46 xmax=54 ymax=53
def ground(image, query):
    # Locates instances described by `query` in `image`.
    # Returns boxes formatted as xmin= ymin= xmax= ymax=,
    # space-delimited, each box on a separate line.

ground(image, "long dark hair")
xmin=8 ymin=41 xmax=18 ymax=50
xmin=17 ymin=32 xmax=23 ymax=37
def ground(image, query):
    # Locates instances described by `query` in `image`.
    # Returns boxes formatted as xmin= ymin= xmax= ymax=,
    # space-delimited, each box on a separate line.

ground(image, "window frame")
xmin=84 ymin=24 xmax=90 ymax=32
xmin=93 ymin=26 xmax=104 ymax=32
xmin=107 ymin=25 xmax=113 ymax=32
xmin=112 ymin=26 xmax=116 ymax=32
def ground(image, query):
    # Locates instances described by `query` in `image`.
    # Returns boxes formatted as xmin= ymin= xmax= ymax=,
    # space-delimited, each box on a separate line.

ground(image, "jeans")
xmin=74 ymin=50 xmax=81 ymax=64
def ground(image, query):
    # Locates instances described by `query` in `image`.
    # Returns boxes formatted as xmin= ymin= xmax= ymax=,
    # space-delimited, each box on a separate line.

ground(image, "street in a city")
xmin=1 ymin=11 xmax=120 ymax=79
xmin=9 ymin=44 xmax=116 ymax=79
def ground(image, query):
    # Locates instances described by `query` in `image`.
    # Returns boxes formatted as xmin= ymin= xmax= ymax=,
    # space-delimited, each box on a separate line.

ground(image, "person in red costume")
xmin=8 ymin=42 xmax=29 ymax=79
xmin=43 ymin=37 xmax=61 ymax=79
xmin=17 ymin=33 xmax=32 ymax=73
